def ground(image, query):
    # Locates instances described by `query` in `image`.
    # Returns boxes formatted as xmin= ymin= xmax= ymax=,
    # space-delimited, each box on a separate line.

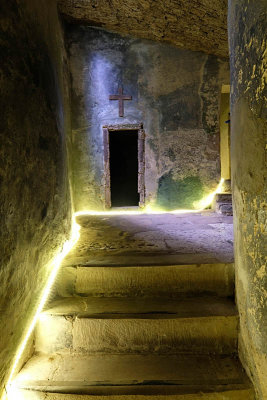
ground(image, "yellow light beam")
xmin=5 ymin=178 xmax=225 ymax=399
xmin=75 ymin=179 xmax=225 ymax=216
xmin=193 ymin=178 xmax=225 ymax=210
xmin=5 ymin=216 xmax=80 ymax=399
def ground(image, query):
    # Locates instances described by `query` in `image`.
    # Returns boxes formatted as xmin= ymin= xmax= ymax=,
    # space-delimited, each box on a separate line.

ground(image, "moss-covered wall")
xmin=0 ymin=0 xmax=72 ymax=395
xmin=228 ymin=1 xmax=267 ymax=398
xmin=67 ymin=26 xmax=229 ymax=211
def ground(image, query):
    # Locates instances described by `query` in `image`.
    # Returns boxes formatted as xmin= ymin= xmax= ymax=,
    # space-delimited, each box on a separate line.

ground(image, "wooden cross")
xmin=109 ymin=87 xmax=132 ymax=117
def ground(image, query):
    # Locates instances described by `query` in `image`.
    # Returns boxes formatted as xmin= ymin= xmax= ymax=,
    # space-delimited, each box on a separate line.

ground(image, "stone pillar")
xmin=228 ymin=1 xmax=267 ymax=398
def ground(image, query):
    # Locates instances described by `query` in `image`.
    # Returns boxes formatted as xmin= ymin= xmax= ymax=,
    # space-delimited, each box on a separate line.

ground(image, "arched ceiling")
xmin=58 ymin=0 xmax=228 ymax=58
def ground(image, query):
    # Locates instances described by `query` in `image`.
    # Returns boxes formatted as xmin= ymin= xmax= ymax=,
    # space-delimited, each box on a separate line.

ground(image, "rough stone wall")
xmin=0 ymin=0 xmax=72 ymax=395
xmin=67 ymin=26 xmax=229 ymax=211
xmin=58 ymin=0 xmax=228 ymax=58
xmin=228 ymin=1 xmax=267 ymax=398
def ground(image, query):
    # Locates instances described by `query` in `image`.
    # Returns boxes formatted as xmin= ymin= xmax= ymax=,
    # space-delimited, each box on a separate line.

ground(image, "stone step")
xmin=56 ymin=263 xmax=235 ymax=298
xmin=213 ymin=194 xmax=233 ymax=216
xmin=13 ymin=354 xmax=254 ymax=398
xmin=218 ymin=204 xmax=233 ymax=216
xmin=35 ymin=297 xmax=238 ymax=355
xmin=215 ymin=194 xmax=233 ymax=204
xmin=14 ymin=389 xmax=256 ymax=400
xmin=63 ymin=253 xmax=235 ymax=267
xmin=61 ymin=213 xmax=234 ymax=267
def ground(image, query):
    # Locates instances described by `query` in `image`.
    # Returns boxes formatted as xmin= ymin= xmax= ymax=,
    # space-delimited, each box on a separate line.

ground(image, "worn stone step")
xmin=56 ymin=263 xmax=235 ymax=298
xmin=63 ymin=253 xmax=235 ymax=267
xmin=35 ymin=297 xmax=238 ymax=355
xmin=214 ymin=193 xmax=232 ymax=204
xmin=218 ymin=204 xmax=233 ymax=216
xmin=62 ymin=213 xmax=234 ymax=267
xmin=215 ymin=194 xmax=233 ymax=204
xmin=213 ymin=194 xmax=233 ymax=216
xmin=13 ymin=389 xmax=256 ymax=400
xmin=13 ymin=354 xmax=254 ymax=398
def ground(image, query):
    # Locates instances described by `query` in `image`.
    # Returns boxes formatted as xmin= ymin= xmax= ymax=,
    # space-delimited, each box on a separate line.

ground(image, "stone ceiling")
xmin=58 ymin=0 xmax=229 ymax=59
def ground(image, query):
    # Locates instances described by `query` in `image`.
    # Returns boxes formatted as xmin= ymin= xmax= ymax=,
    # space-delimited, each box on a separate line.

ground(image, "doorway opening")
xmin=103 ymin=124 xmax=145 ymax=209
xmin=110 ymin=130 xmax=139 ymax=207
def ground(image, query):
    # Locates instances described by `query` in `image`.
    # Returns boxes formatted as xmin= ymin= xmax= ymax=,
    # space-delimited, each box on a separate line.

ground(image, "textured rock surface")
xmin=213 ymin=193 xmax=233 ymax=216
xmin=36 ymin=297 xmax=238 ymax=355
xmin=67 ymin=26 xmax=229 ymax=210
xmin=0 ymin=0 xmax=71 ymax=395
xmin=228 ymin=1 xmax=267 ymax=398
xmin=56 ymin=263 xmax=235 ymax=298
xmin=13 ymin=353 xmax=253 ymax=395
xmin=63 ymin=213 xmax=234 ymax=266
xmin=12 ymin=390 xmax=256 ymax=400
xmin=58 ymin=0 xmax=228 ymax=58
xmin=13 ymin=211 xmax=254 ymax=399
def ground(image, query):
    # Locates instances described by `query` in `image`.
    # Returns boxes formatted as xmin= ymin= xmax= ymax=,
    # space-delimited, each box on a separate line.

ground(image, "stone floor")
xmin=64 ymin=211 xmax=234 ymax=267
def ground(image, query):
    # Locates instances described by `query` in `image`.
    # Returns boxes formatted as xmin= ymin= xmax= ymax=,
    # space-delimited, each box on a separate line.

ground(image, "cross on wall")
xmin=109 ymin=87 xmax=132 ymax=117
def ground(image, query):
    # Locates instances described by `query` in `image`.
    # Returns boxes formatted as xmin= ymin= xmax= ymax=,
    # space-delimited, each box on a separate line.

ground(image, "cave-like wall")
xmin=59 ymin=0 xmax=229 ymax=58
xmin=228 ymin=1 xmax=267 ymax=398
xmin=0 ymin=0 xmax=72 ymax=395
xmin=67 ymin=26 xmax=229 ymax=211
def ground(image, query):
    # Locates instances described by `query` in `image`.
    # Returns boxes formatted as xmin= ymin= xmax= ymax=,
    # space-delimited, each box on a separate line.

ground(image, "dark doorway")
xmin=109 ymin=130 xmax=139 ymax=207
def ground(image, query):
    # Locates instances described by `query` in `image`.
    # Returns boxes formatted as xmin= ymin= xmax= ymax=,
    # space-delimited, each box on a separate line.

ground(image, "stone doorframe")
xmin=103 ymin=123 xmax=145 ymax=209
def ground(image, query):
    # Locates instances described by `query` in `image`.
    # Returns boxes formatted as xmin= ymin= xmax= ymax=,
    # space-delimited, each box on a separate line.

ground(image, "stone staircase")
xmin=213 ymin=194 xmax=233 ymax=216
xmin=13 ymin=214 xmax=254 ymax=399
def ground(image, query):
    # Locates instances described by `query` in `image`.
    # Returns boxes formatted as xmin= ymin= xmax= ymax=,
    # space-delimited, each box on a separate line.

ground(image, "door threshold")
xmin=110 ymin=206 xmax=141 ymax=212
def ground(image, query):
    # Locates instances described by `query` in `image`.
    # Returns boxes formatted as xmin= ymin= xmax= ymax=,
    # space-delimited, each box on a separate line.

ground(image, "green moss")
xmin=156 ymin=172 xmax=204 ymax=210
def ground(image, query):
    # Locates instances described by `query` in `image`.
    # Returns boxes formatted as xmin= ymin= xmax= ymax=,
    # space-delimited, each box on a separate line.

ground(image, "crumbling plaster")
xmin=67 ymin=26 xmax=229 ymax=211
xmin=0 ymin=0 xmax=72 ymax=395
xmin=228 ymin=0 xmax=267 ymax=398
